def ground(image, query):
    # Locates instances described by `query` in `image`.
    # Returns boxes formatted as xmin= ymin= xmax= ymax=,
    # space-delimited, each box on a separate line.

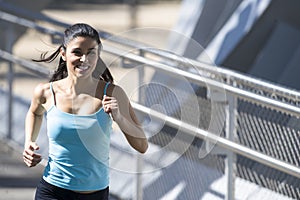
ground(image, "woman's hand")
xmin=102 ymin=95 xmax=121 ymax=121
xmin=23 ymin=142 xmax=42 ymax=167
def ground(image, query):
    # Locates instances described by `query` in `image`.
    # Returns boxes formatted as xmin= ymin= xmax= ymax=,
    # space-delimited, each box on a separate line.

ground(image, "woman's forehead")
xmin=67 ymin=36 xmax=99 ymax=48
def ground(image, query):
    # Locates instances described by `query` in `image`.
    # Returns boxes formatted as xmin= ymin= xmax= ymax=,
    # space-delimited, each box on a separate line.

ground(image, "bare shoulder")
xmin=33 ymin=82 xmax=50 ymax=96
xmin=107 ymin=83 xmax=127 ymax=98
xmin=32 ymin=82 xmax=51 ymax=104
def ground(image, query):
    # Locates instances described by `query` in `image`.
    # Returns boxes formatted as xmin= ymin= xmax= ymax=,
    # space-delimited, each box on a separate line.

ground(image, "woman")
xmin=23 ymin=23 xmax=148 ymax=200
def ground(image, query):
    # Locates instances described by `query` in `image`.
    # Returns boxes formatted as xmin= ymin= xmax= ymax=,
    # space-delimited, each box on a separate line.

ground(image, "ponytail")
xmin=49 ymin=57 xmax=68 ymax=82
xmin=101 ymin=68 xmax=114 ymax=83
xmin=32 ymin=45 xmax=68 ymax=82
xmin=93 ymin=58 xmax=114 ymax=83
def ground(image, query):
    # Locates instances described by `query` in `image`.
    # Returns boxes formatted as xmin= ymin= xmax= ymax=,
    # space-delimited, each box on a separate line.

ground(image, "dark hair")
xmin=33 ymin=23 xmax=113 ymax=83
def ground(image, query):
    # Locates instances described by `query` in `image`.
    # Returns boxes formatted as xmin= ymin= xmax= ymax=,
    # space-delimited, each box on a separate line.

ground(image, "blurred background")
xmin=0 ymin=0 xmax=300 ymax=199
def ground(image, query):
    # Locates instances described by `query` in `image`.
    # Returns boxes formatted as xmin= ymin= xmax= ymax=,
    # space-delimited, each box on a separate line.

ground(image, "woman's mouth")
xmin=77 ymin=65 xmax=89 ymax=71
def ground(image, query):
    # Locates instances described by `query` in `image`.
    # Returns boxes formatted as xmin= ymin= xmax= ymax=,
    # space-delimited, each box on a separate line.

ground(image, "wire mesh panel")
xmin=137 ymin=78 xmax=228 ymax=199
xmin=131 ymin=64 xmax=299 ymax=199
xmin=236 ymin=98 xmax=300 ymax=199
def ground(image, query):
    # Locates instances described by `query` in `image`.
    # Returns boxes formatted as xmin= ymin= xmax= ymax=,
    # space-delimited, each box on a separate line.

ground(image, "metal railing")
xmin=1 ymin=9 xmax=299 ymax=200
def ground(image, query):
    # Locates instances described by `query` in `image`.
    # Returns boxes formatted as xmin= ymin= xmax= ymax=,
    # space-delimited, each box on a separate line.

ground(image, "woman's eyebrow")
xmin=71 ymin=47 xmax=97 ymax=51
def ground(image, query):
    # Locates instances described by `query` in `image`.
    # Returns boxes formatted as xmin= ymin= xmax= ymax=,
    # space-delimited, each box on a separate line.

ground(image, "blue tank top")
xmin=43 ymin=82 xmax=112 ymax=191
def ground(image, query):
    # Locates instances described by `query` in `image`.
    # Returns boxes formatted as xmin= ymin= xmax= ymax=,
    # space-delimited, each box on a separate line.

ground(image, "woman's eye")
xmin=72 ymin=50 xmax=82 ymax=56
xmin=88 ymin=51 xmax=96 ymax=55
xmin=87 ymin=52 xmax=97 ymax=58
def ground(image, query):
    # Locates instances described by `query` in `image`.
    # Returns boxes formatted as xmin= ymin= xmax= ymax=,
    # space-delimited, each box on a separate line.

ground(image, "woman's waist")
xmin=43 ymin=159 xmax=109 ymax=191
xmin=40 ymin=177 xmax=109 ymax=194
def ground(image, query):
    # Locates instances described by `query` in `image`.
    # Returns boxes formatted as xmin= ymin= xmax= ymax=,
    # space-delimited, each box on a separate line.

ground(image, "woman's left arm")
xmin=102 ymin=85 xmax=148 ymax=153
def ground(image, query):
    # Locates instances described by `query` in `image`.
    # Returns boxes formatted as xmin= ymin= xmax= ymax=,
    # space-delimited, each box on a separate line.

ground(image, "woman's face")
xmin=61 ymin=36 xmax=99 ymax=79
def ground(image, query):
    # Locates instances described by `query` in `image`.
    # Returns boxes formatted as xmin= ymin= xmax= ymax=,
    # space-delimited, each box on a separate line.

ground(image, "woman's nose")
xmin=80 ymin=54 xmax=87 ymax=62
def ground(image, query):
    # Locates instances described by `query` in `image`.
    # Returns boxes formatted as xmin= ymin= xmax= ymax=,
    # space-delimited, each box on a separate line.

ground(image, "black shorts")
xmin=35 ymin=178 xmax=109 ymax=200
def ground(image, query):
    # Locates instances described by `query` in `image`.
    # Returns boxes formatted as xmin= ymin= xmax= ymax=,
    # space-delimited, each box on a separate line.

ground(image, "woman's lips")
xmin=77 ymin=65 xmax=89 ymax=71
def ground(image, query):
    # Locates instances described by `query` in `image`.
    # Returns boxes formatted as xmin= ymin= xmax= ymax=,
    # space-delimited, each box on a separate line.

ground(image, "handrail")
xmin=0 ymin=49 xmax=51 ymax=78
xmin=96 ymin=30 xmax=300 ymax=101
xmin=106 ymin=41 xmax=300 ymax=99
xmin=0 ymin=10 xmax=63 ymax=37
xmin=132 ymin=103 xmax=300 ymax=179
xmin=104 ymin=45 xmax=300 ymax=116
xmin=104 ymin=45 xmax=300 ymax=104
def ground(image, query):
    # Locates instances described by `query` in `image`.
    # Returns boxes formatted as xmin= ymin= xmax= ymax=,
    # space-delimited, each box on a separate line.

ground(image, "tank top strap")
xmin=49 ymin=82 xmax=56 ymax=105
xmin=103 ymin=82 xmax=110 ymax=96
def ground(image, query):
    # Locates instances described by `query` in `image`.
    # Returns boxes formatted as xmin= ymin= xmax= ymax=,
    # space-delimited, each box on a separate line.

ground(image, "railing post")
xmin=134 ymin=49 xmax=145 ymax=200
xmin=5 ymin=24 xmax=15 ymax=140
xmin=207 ymin=85 xmax=236 ymax=199
xmin=225 ymin=93 xmax=237 ymax=200
xmin=127 ymin=0 xmax=138 ymax=29
xmin=135 ymin=154 xmax=143 ymax=200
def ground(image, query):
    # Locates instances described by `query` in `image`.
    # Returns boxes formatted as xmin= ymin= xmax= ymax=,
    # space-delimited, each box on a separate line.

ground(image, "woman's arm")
xmin=103 ymin=85 xmax=148 ymax=153
xmin=23 ymin=83 xmax=47 ymax=167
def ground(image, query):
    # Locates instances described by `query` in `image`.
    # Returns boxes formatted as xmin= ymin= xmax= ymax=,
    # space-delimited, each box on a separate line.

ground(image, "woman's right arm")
xmin=23 ymin=83 xmax=47 ymax=167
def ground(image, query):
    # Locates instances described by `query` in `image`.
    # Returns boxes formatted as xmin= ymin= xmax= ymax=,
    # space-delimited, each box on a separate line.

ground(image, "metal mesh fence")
xmin=138 ymin=81 xmax=228 ymax=199
xmin=137 ymin=71 xmax=299 ymax=199
xmin=236 ymin=98 xmax=300 ymax=199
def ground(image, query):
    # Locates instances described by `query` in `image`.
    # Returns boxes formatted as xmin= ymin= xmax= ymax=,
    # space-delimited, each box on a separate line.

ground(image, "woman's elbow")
xmin=133 ymin=138 xmax=148 ymax=154
xmin=138 ymin=140 xmax=148 ymax=154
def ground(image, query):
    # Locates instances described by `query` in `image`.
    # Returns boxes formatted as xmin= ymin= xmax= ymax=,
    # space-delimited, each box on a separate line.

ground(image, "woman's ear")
xmin=60 ymin=46 xmax=66 ymax=61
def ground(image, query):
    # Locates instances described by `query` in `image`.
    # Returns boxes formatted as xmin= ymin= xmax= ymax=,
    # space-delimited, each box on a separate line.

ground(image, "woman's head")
xmin=33 ymin=23 xmax=113 ymax=83
xmin=61 ymin=26 xmax=100 ymax=80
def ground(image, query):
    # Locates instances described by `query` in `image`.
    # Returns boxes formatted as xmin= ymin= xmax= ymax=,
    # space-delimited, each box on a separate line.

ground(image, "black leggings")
xmin=35 ymin=178 xmax=109 ymax=200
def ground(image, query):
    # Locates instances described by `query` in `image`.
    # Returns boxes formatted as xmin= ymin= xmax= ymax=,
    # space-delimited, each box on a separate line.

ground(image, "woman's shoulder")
xmin=95 ymin=80 xmax=117 ymax=95
xmin=105 ymin=82 xmax=128 ymax=98
xmin=104 ymin=81 xmax=117 ymax=92
xmin=32 ymin=82 xmax=51 ymax=100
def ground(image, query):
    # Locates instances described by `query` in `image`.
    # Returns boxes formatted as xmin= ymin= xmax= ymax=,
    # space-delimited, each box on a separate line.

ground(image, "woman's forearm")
xmin=25 ymin=111 xmax=43 ymax=146
xmin=115 ymin=115 xmax=148 ymax=153
xmin=23 ymin=110 xmax=43 ymax=167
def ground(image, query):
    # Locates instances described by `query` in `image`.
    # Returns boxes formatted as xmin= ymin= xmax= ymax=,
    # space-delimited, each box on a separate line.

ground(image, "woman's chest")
xmin=55 ymin=94 xmax=102 ymax=115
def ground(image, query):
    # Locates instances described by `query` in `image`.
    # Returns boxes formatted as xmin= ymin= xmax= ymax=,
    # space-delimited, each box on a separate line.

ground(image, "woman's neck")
xmin=63 ymin=76 xmax=95 ymax=95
